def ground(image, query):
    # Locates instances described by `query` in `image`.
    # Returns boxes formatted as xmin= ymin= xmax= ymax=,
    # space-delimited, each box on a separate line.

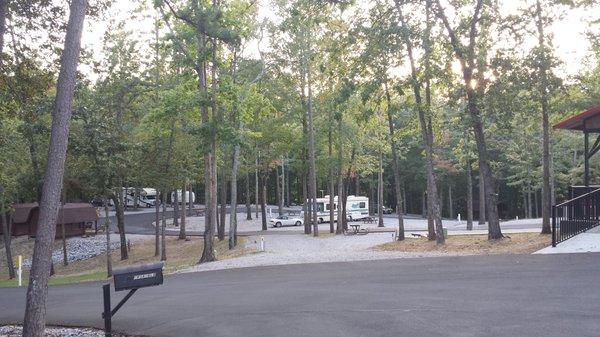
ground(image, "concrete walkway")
xmin=535 ymin=226 xmax=600 ymax=254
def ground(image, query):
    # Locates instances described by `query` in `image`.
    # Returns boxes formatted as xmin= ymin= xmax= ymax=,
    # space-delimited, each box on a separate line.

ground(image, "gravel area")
xmin=155 ymin=212 xmax=472 ymax=233
xmin=21 ymin=234 xmax=148 ymax=269
xmin=0 ymin=325 xmax=128 ymax=337
xmin=181 ymin=233 xmax=468 ymax=273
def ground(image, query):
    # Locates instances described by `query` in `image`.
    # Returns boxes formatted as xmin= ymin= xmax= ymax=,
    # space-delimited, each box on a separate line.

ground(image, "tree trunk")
xmin=326 ymin=125 xmax=335 ymax=234
xmin=112 ymin=191 xmax=128 ymax=260
xmin=229 ymin=144 xmax=240 ymax=249
xmin=522 ymin=188 xmax=527 ymax=219
xmin=395 ymin=0 xmax=442 ymax=243
xmin=384 ymin=80 xmax=405 ymax=240
xmin=478 ymin=171 xmax=485 ymax=225
xmin=161 ymin=194 xmax=167 ymax=261
xmin=218 ymin=175 xmax=227 ymax=241
xmin=194 ymin=17 xmax=217 ymax=263
xmin=276 ymin=164 xmax=282 ymax=216
xmin=448 ymin=184 xmax=453 ymax=219
xmin=341 ymin=149 xmax=356 ymax=231
xmin=527 ymin=182 xmax=533 ymax=219
xmin=154 ymin=190 xmax=160 ymax=256
xmin=188 ymin=185 xmax=193 ymax=216
xmin=306 ymin=56 xmax=318 ymax=237
xmin=534 ymin=189 xmax=539 ymax=218
xmin=286 ymin=165 xmax=291 ymax=207
xmin=173 ymin=190 xmax=179 ymax=227
xmin=22 ymin=1 xmax=87 ymax=335
xmin=103 ymin=201 xmax=112 ymax=279
xmin=255 ymin=157 xmax=259 ymax=219
xmin=179 ymin=185 xmax=187 ymax=240
xmin=246 ymin=172 xmax=252 ymax=220
xmin=434 ymin=0 xmax=501 ymax=239
xmin=336 ymin=119 xmax=344 ymax=234
xmin=439 ymin=187 xmax=444 ymax=219
xmin=536 ymin=0 xmax=552 ymax=234
xmin=378 ymin=151 xmax=384 ymax=227
xmin=1 ymin=191 xmax=15 ymax=279
xmin=466 ymin=161 xmax=474 ymax=230
xmin=133 ymin=188 xmax=139 ymax=211
xmin=369 ymin=174 xmax=375 ymax=215
xmin=302 ymin=170 xmax=310 ymax=234
xmin=260 ymin=171 xmax=267 ymax=231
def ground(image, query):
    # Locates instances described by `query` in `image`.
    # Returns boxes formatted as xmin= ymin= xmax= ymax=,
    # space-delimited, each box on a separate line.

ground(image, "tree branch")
xmin=157 ymin=5 xmax=196 ymax=70
xmin=432 ymin=0 xmax=466 ymax=63
xmin=163 ymin=0 xmax=195 ymax=27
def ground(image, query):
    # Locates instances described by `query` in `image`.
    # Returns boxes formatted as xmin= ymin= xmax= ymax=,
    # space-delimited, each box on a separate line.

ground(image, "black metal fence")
xmin=552 ymin=187 xmax=600 ymax=247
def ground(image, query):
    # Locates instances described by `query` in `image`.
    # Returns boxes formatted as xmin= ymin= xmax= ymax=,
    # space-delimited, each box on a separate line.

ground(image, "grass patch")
xmin=373 ymin=233 xmax=551 ymax=254
xmin=0 ymin=235 xmax=254 ymax=287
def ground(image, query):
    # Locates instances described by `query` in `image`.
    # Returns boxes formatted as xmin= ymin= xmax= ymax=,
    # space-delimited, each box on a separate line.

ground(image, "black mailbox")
xmin=103 ymin=262 xmax=165 ymax=337
xmin=112 ymin=262 xmax=164 ymax=292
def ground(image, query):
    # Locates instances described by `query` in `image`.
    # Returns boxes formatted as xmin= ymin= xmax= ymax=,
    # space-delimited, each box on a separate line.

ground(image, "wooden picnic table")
xmin=362 ymin=217 xmax=375 ymax=224
xmin=349 ymin=224 xmax=361 ymax=234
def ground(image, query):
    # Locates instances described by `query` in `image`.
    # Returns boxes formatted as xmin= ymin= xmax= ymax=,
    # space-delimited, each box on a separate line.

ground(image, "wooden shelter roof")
xmin=554 ymin=104 xmax=600 ymax=131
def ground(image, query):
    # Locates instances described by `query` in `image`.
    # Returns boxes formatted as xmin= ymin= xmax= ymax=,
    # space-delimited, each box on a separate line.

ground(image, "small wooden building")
xmin=0 ymin=203 xmax=98 ymax=238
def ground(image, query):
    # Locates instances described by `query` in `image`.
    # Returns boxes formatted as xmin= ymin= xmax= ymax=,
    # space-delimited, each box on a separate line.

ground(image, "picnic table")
xmin=362 ymin=217 xmax=375 ymax=224
xmin=345 ymin=224 xmax=369 ymax=235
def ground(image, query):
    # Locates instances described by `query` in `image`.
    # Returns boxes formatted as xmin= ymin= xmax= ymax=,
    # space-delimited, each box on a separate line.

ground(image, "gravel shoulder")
xmin=0 ymin=325 xmax=129 ymax=337
xmin=181 ymin=233 xmax=467 ymax=273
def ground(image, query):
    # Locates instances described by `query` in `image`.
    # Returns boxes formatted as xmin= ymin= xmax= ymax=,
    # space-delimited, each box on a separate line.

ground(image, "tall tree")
xmin=22 ymin=1 xmax=87 ymax=335
xmin=433 ymin=0 xmax=503 ymax=239
xmin=394 ymin=0 xmax=444 ymax=243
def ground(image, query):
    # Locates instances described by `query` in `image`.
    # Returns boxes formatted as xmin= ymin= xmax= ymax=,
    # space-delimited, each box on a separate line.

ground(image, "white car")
xmin=270 ymin=215 xmax=303 ymax=228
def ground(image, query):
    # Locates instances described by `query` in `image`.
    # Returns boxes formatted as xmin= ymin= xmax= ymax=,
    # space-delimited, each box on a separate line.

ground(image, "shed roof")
xmin=12 ymin=203 xmax=38 ymax=224
xmin=11 ymin=203 xmax=98 ymax=224
xmin=554 ymin=104 xmax=600 ymax=131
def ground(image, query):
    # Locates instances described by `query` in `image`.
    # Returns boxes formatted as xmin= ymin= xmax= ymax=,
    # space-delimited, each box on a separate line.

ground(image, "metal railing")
xmin=552 ymin=187 xmax=600 ymax=247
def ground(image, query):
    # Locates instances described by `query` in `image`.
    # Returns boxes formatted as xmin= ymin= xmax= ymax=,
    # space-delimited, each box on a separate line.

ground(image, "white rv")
xmin=315 ymin=196 xmax=338 ymax=223
xmin=138 ymin=188 xmax=157 ymax=207
xmin=306 ymin=195 xmax=370 ymax=223
xmin=170 ymin=189 xmax=196 ymax=205
xmin=344 ymin=195 xmax=370 ymax=221
xmin=108 ymin=187 xmax=157 ymax=208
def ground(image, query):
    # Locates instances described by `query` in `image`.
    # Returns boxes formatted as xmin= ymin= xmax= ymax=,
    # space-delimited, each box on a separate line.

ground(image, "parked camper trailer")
xmin=109 ymin=188 xmax=157 ymax=208
xmin=344 ymin=195 xmax=370 ymax=221
xmin=305 ymin=195 xmax=369 ymax=223
xmin=315 ymin=196 xmax=337 ymax=223
xmin=170 ymin=189 xmax=195 ymax=205
xmin=139 ymin=188 xmax=157 ymax=207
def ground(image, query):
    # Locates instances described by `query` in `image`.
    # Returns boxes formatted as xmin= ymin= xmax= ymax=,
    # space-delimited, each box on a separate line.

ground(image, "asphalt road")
xmin=100 ymin=207 xmax=525 ymax=237
xmin=1 ymin=253 xmax=599 ymax=337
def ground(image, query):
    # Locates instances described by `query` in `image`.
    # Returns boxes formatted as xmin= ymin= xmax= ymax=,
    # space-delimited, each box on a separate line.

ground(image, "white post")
xmin=457 ymin=213 xmax=461 ymax=222
xmin=17 ymin=255 xmax=22 ymax=287
xmin=260 ymin=236 xmax=265 ymax=251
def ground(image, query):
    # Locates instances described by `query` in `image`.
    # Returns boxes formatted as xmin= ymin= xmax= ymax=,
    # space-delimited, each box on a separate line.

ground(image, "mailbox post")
xmin=102 ymin=262 xmax=164 ymax=337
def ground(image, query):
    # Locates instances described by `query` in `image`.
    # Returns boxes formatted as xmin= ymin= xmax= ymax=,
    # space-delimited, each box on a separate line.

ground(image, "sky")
xmin=80 ymin=0 xmax=598 ymax=79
